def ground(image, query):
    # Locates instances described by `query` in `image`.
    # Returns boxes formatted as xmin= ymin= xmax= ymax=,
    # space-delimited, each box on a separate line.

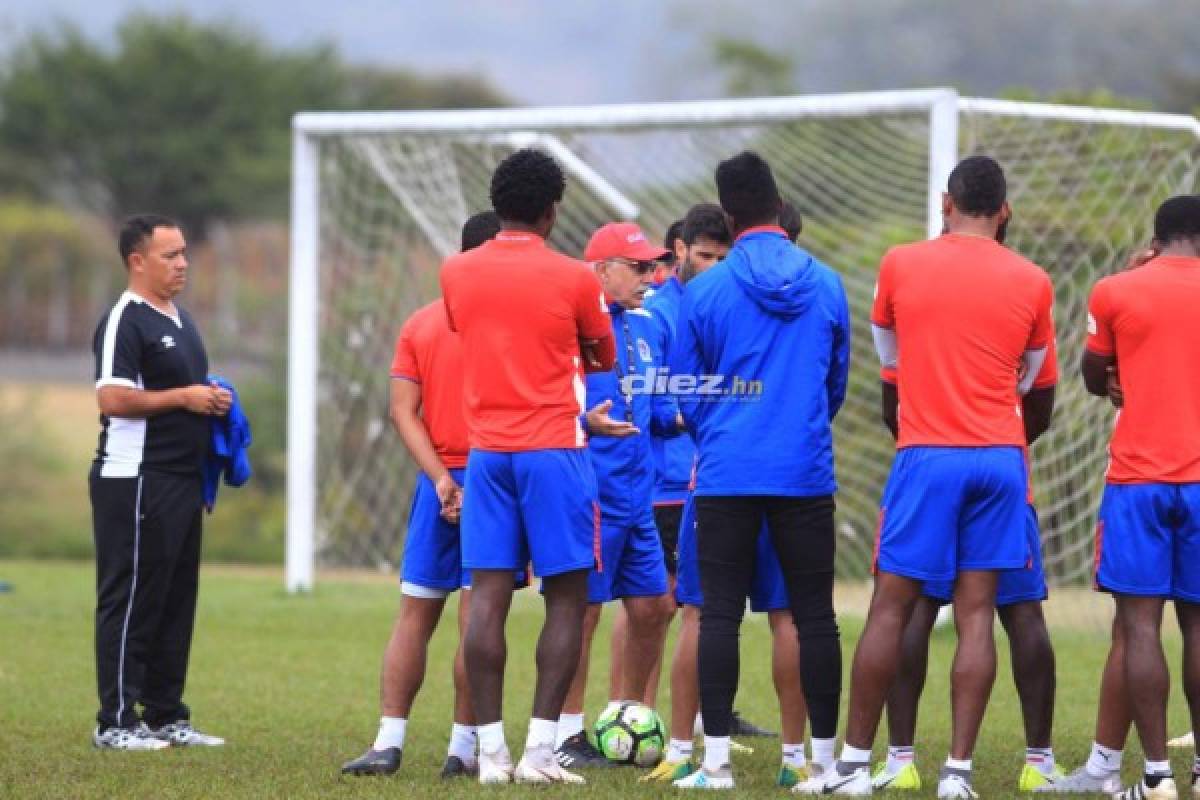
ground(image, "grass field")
xmin=2 ymin=560 xmax=1196 ymax=799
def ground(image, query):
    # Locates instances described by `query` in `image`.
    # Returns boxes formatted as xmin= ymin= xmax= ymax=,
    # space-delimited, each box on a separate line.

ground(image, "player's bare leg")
xmin=998 ymin=601 xmax=1055 ymax=747
xmin=768 ymin=609 xmax=812 ymax=787
xmin=609 ymin=603 xmax=628 ymax=704
xmin=948 ymin=570 xmax=1000 ymax=761
xmin=440 ymin=590 xmax=478 ymax=777
xmin=872 ymin=595 xmax=939 ymax=789
xmin=1055 ymin=617 xmax=1129 ymax=793
xmin=341 ymin=593 xmax=447 ymax=775
xmin=643 ymin=604 xmax=700 ymax=782
xmin=463 ymin=569 xmax=516 ymax=782
xmin=561 ymin=604 xmax=603 ymax=718
xmin=616 ymin=589 xmax=676 ymax=707
xmin=1113 ymin=594 xmax=1174 ymax=796
xmin=1175 ymin=601 xmax=1200 ymax=786
xmin=552 ymin=602 xmax=610 ymax=768
xmin=620 ymin=594 xmax=672 ymax=703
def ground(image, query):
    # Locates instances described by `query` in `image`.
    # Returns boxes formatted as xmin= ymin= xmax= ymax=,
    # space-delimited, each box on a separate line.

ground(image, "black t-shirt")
xmin=92 ymin=291 xmax=210 ymax=478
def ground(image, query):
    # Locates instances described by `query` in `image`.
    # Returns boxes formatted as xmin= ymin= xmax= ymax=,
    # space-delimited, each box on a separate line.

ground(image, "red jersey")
xmin=440 ymin=231 xmax=614 ymax=451
xmin=872 ymin=233 xmax=1055 ymax=449
xmin=1086 ymin=255 xmax=1200 ymax=483
xmin=390 ymin=299 xmax=469 ymax=469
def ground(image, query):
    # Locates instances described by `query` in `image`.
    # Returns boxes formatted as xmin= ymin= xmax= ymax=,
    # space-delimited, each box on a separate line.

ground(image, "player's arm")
xmin=97 ymin=384 xmax=230 ymax=418
xmin=647 ymin=312 xmax=685 ymax=437
xmin=668 ymin=289 xmax=708 ymax=434
xmin=871 ymin=324 xmax=899 ymax=439
xmin=1081 ymin=280 xmax=1117 ymax=398
xmin=1022 ymin=386 xmax=1055 ymax=445
xmin=574 ymin=267 xmax=616 ymax=372
xmin=389 ymin=378 xmax=461 ymax=521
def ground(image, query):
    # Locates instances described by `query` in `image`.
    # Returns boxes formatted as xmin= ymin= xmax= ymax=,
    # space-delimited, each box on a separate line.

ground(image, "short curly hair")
xmin=715 ymin=151 xmax=781 ymax=230
xmin=1154 ymin=195 xmax=1200 ymax=245
xmin=947 ymin=155 xmax=1006 ymax=216
xmin=490 ymin=148 xmax=565 ymax=225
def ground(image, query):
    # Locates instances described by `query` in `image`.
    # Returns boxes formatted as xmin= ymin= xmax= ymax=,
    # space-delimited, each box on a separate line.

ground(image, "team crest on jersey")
xmin=637 ymin=338 xmax=652 ymax=362
xmin=160 ymin=334 xmax=176 ymax=349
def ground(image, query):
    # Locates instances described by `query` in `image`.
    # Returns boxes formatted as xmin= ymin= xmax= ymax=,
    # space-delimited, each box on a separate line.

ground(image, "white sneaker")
xmin=144 ymin=720 xmax=225 ymax=747
xmin=478 ymin=746 xmax=515 ymax=785
xmin=793 ymin=763 xmax=872 ymax=795
xmin=936 ymin=771 xmax=979 ymax=799
xmin=1035 ymin=765 xmax=1120 ymax=794
xmin=1170 ymin=732 xmax=1195 ymax=748
xmin=673 ymin=763 xmax=735 ymax=789
xmin=514 ymin=744 xmax=585 ymax=784
xmin=1112 ymin=776 xmax=1178 ymax=800
xmin=92 ymin=725 xmax=171 ymax=751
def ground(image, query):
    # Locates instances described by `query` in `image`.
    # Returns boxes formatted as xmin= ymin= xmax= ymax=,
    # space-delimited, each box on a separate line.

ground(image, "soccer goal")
xmin=287 ymin=88 xmax=1200 ymax=614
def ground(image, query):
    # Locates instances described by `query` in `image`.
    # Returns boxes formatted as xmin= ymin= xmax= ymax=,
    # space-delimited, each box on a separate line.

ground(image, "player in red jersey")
xmin=1082 ymin=195 xmax=1200 ymax=800
xmin=340 ymin=212 xmax=502 ymax=779
xmin=803 ymin=156 xmax=1056 ymax=798
xmin=440 ymin=148 xmax=615 ymax=785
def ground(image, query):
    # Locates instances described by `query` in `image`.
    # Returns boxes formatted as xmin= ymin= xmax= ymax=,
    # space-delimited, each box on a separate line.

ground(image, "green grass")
xmin=0 ymin=559 xmax=1194 ymax=798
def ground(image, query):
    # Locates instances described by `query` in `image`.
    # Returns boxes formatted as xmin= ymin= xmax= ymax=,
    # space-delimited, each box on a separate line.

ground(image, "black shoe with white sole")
xmin=554 ymin=732 xmax=612 ymax=769
xmin=341 ymin=746 xmax=403 ymax=776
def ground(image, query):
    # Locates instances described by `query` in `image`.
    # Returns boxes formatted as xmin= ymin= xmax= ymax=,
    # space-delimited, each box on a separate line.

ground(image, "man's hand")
xmin=675 ymin=412 xmax=686 ymax=432
xmin=586 ymin=399 xmax=640 ymax=438
xmin=1107 ymin=365 xmax=1123 ymax=409
xmin=435 ymin=474 xmax=463 ymax=524
xmin=179 ymin=384 xmax=232 ymax=416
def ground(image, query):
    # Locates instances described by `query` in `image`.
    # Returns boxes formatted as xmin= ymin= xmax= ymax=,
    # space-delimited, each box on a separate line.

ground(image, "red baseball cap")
xmin=584 ymin=222 xmax=669 ymax=262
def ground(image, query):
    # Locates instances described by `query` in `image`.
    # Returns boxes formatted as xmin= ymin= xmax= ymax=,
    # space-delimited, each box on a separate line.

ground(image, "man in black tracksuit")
xmin=90 ymin=214 xmax=230 ymax=750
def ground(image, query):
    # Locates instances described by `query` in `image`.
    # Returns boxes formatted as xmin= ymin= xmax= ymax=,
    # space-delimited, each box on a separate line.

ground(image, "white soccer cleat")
xmin=92 ymin=725 xmax=171 ymax=751
xmin=936 ymin=771 xmax=979 ymax=799
xmin=143 ymin=720 xmax=225 ymax=747
xmin=514 ymin=744 xmax=585 ymax=784
xmin=1112 ymin=776 xmax=1178 ymax=800
xmin=478 ymin=746 xmax=515 ymax=785
xmin=673 ymin=763 xmax=735 ymax=790
xmin=793 ymin=763 xmax=872 ymax=795
xmin=1032 ymin=765 xmax=1119 ymax=793
xmin=1169 ymin=731 xmax=1195 ymax=748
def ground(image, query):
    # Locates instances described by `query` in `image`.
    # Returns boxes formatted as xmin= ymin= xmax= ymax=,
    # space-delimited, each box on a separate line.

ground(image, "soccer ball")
xmin=593 ymin=702 xmax=665 ymax=767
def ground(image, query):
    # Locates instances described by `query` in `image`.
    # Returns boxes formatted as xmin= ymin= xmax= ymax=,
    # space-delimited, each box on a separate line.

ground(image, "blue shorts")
xmin=877 ymin=446 xmax=1030 ymax=583
xmin=401 ymin=469 xmax=470 ymax=593
xmin=675 ymin=493 xmax=788 ymax=613
xmin=461 ymin=448 xmax=598 ymax=578
xmin=587 ymin=513 xmax=669 ymax=604
xmin=923 ymin=505 xmax=1047 ymax=607
xmin=1096 ymin=482 xmax=1200 ymax=601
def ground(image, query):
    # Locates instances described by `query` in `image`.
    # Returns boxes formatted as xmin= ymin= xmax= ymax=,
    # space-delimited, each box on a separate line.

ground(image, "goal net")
xmin=287 ymin=89 xmax=1200 ymax=624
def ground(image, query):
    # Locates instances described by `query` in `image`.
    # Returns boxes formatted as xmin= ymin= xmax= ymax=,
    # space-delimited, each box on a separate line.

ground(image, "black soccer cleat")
xmin=340 ymin=746 xmax=402 ymax=776
xmin=730 ymin=710 xmax=777 ymax=738
xmin=440 ymin=755 xmax=478 ymax=779
xmin=554 ymin=731 xmax=613 ymax=769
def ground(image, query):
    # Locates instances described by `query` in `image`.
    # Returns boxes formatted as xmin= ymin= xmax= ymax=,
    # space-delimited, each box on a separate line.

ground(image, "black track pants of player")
xmin=695 ymin=495 xmax=841 ymax=740
xmin=91 ymin=472 xmax=203 ymax=730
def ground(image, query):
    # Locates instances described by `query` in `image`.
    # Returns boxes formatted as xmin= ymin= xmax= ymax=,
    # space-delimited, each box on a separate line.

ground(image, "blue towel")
xmin=203 ymin=375 xmax=252 ymax=511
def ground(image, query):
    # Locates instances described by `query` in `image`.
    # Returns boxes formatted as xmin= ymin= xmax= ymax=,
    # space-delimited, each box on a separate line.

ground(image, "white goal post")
xmin=286 ymin=88 xmax=1200 ymax=596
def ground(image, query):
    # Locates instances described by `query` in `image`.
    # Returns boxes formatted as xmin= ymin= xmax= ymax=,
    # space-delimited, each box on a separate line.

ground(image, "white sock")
xmin=526 ymin=717 xmax=557 ymax=751
xmin=945 ymin=756 xmax=972 ymax=772
xmin=1085 ymin=742 xmax=1122 ymax=777
xmin=811 ymin=737 xmax=837 ymax=769
xmin=478 ymin=721 xmax=507 ymax=756
xmin=667 ymin=738 xmax=694 ymax=762
xmin=1145 ymin=758 xmax=1171 ymax=776
xmin=703 ymin=735 xmax=730 ymax=771
xmin=1026 ymin=746 xmax=1055 ymax=777
xmin=886 ymin=745 xmax=915 ymax=771
xmin=373 ymin=716 xmax=406 ymax=751
xmin=693 ymin=712 xmax=704 ymax=737
xmin=447 ymin=723 xmax=477 ymax=763
xmin=555 ymin=713 xmax=585 ymax=749
xmin=839 ymin=744 xmax=872 ymax=765
xmin=782 ymin=743 xmax=807 ymax=769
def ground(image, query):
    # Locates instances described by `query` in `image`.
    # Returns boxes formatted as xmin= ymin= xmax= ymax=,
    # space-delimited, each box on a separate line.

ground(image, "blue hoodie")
xmin=203 ymin=375 xmax=252 ymax=511
xmin=586 ymin=302 xmax=683 ymax=524
xmin=643 ymin=275 xmax=695 ymax=504
xmin=670 ymin=228 xmax=850 ymax=497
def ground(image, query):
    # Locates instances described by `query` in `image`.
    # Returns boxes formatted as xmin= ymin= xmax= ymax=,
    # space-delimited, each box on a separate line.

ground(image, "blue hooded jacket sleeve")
xmin=668 ymin=286 xmax=706 ymax=435
xmin=827 ymin=273 xmax=851 ymax=420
